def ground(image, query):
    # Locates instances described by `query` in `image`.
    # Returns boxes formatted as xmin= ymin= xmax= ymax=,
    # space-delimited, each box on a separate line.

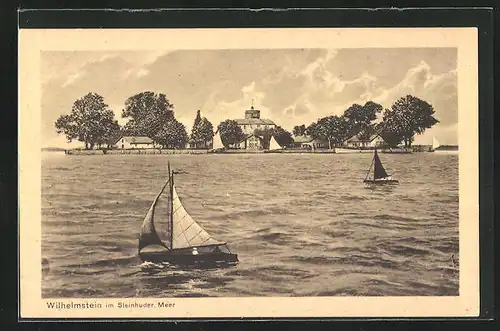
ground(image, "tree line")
xmin=56 ymin=92 xmax=212 ymax=149
xmin=56 ymin=92 xmax=438 ymax=150
xmin=55 ymin=91 xmax=295 ymax=150
xmin=292 ymin=95 xmax=439 ymax=148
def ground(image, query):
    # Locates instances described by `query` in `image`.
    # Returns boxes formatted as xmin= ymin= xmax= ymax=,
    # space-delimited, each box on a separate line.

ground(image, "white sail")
xmin=212 ymin=130 xmax=224 ymax=149
xmin=171 ymin=185 xmax=223 ymax=249
xmin=268 ymin=136 xmax=282 ymax=150
xmin=432 ymin=136 xmax=440 ymax=150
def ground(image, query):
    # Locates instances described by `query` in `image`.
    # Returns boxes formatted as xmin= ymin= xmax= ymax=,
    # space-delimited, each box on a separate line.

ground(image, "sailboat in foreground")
xmin=138 ymin=163 xmax=238 ymax=266
xmin=363 ymin=149 xmax=399 ymax=184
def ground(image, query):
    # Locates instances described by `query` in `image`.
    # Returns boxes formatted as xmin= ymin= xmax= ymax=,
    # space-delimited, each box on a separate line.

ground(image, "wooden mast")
xmin=168 ymin=162 xmax=174 ymax=250
xmin=365 ymin=150 xmax=375 ymax=180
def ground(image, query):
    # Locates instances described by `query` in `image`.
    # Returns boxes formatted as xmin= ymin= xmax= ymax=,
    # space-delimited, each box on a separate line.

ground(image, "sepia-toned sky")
xmin=41 ymin=48 xmax=457 ymax=148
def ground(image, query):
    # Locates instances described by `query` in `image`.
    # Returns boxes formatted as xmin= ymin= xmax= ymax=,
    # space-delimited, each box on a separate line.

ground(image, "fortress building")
xmin=231 ymin=104 xmax=277 ymax=150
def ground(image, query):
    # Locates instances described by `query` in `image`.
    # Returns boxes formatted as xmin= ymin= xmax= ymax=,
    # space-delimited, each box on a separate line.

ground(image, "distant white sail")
xmin=170 ymin=185 xmax=223 ymax=249
xmin=212 ymin=130 xmax=224 ymax=149
xmin=432 ymin=136 xmax=440 ymax=150
xmin=268 ymin=136 xmax=282 ymax=150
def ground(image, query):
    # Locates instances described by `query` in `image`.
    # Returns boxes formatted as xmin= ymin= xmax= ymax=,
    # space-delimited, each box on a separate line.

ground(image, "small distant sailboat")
xmin=430 ymin=136 xmax=440 ymax=152
xmin=211 ymin=130 xmax=224 ymax=151
xmin=268 ymin=136 xmax=282 ymax=150
xmin=363 ymin=149 xmax=399 ymax=184
xmin=264 ymin=135 xmax=283 ymax=153
xmin=430 ymin=136 xmax=459 ymax=155
xmin=138 ymin=163 xmax=238 ymax=266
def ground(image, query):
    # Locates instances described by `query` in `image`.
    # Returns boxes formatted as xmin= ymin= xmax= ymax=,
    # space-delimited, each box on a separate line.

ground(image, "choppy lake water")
xmin=41 ymin=152 xmax=459 ymax=298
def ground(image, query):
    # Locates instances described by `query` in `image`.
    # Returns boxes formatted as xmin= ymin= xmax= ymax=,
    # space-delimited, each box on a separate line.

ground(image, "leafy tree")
xmin=55 ymin=92 xmax=120 ymax=149
xmin=190 ymin=110 xmax=214 ymax=149
xmin=356 ymin=124 xmax=377 ymax=143
xmin=305 ymin=121 xmax=318 ymax=137
xmin=307 ymin=116 xmax=350 ymax=149
xmin=192 ymin=110 xmax=202 ymax=129
xmin=197 ymin=118 xmax=214 ymax=148
xmin=254 ymin=126 xmax=293 ymax=149
xmin=376 ymin=120 xmax=401 ymax=148
xmin=121 ymin=120 xmax=142 ymax=136
xmin=272 ymin=126 xmax=294 ymax=147
xmin=55 ymin=115 xmax=79 ymax=143
xmin=121 ymin=92 xmax=175 ymax=137
xmin=343 ymin=101 xmax=382 ymax=137
xmin=379 ymin=95 xmax=439 ymax=147
xmin=217 ymin=120 xmax=245 ymax=148
xmin=293 ymin=124 xmax=307 ymax=137
xmin=95 ymin=119 xmax=121 ymax=149
xmin=253 ymin=127 xmax=273 ymax=149
xmin=154 ymin=120 xmax=188 ymax=149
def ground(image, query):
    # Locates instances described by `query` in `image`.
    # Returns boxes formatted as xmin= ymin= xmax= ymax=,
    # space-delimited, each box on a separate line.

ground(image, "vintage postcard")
xmin=19 ymin=27 xmax=479 ymax=319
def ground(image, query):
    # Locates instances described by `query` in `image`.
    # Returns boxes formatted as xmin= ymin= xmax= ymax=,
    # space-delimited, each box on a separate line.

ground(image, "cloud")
xmin=371 ymin=60 xmax=457 ymax=144
xmin=374 ymin=60 xmax=457 ymax=126
xmin=208 ymin=81 xmax=270 ymax=126
xmin=61 ymin=71 xmax=85 ymax=88
xmin=300 ymin=49 xmax=338 ymax=77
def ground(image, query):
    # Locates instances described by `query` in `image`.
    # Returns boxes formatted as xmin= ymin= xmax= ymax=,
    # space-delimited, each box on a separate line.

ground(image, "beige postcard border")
xmin=19 ymin=28 xmax=479 ymax=318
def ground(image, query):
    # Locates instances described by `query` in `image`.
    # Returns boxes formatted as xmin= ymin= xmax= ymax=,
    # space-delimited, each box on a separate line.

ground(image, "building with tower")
xmin=230 ymin=104 xmax=277 ymax=150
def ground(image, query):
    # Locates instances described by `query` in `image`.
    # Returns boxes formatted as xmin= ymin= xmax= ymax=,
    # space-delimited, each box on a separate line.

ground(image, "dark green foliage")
xmin=190 ymin=110 xmax=214 ymax=149
xmin=343 ymin=101 xmax=383 ymax=137
xmin=253 ymin=127 xmax=273 ymax=149
xmin=357 ymin=124 xmax=377 ymax=142
xmin=272 ymin=126 xmax=294 ymax=147
xmin=306 ymin=116 xmax=350 ymax=149
xmin=55 ymin=92 xmax=121 ymax=149
xmin=379 ymin=95 xmax=439 ymax=147
xmin=154 ymin=120 xmax=188 ymax=149
xmin=293 ymin=124 xmax=307 ymax=137
xmin=121 ymin=91 xmax=188 ymax=148
xmin=121 ymin=92 xmax=175 ymax=137
xmin=254 ymin=126 xmax=293 ymax=149
xmin=217 ymin=120 xmax=246 ymax=147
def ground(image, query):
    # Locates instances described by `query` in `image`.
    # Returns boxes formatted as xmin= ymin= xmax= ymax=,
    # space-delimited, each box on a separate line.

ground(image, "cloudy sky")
xmin=41 ymin=48 xmax=457 ymax=148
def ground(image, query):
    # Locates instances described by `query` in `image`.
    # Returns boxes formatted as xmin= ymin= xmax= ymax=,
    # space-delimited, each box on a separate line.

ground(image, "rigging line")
xmin=365 ymin=156 xmax=374 ymax=180
xmin=181 ymin=221 xmax=191 ymax=247
xmin=172 ymin=211 xmax=189 ymax=226
xmin=183 ymin=221 xmax=196 ymax=233
xmin=199 ymin=236 xmax=215 ymax=245
xmin=172 ymin=219 xmax=196 ymax=240
xmin=186 ymin=228 xmax=205 ymax=243
xmin=173 ymin=205 xmax=192 ymax=247
xmin=172 ymin=205 xmax=183 ymax=215
xmin=172 ymin=198 xmax=195 ymax=246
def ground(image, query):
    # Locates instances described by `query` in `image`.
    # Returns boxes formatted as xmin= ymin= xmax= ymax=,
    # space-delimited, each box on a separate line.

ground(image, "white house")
xmin=343 ymin=132 xmax=386 ymax=148
xmin=291 ymin=135 xmax=328 ymax=149
xmin=230 ymin=134 xmax=263 ymax=150
xmin=112 ymin=136 xmax=156 ymax=149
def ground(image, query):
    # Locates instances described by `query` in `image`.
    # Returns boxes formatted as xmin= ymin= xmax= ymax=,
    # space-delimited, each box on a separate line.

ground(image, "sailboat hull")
xmin=139 ymin=250 xmax=239 ymax=266
xmin=363 ymin=179 xmax=399 ymax=184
